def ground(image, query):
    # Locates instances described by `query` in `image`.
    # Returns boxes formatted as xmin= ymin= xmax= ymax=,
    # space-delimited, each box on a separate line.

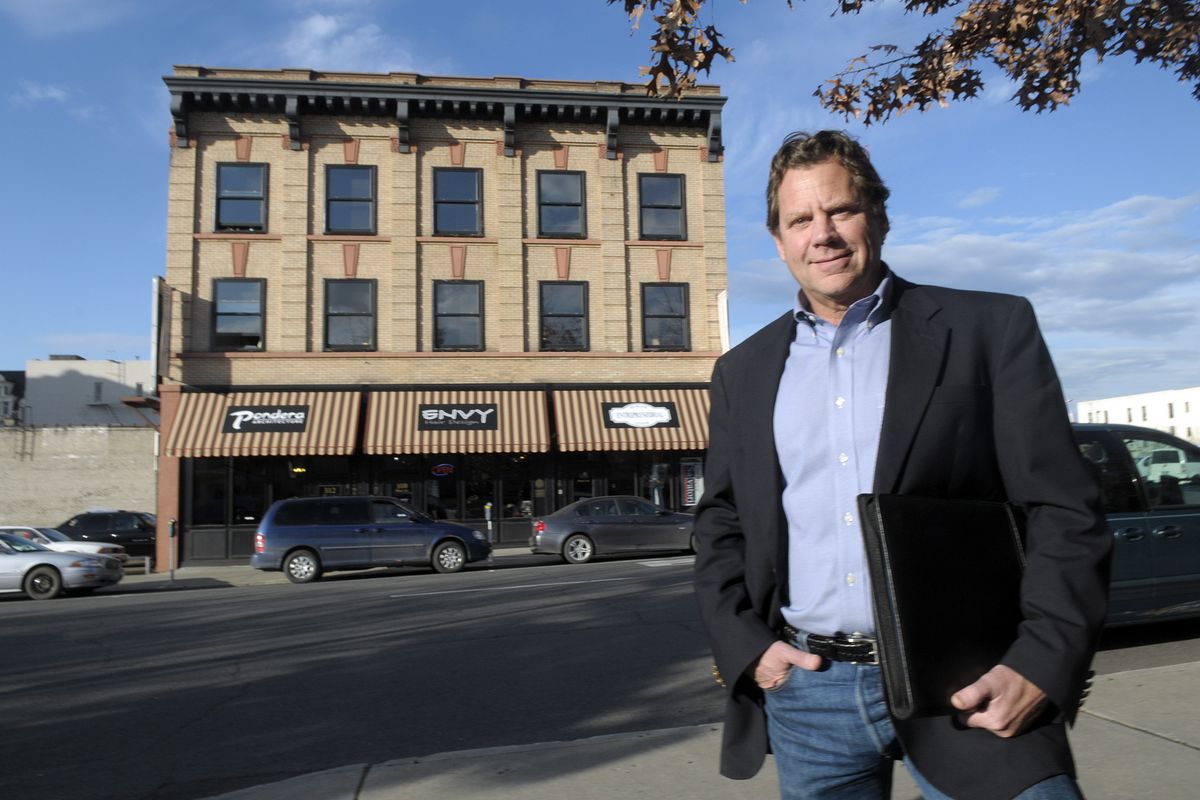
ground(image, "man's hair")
xmin=765 ymin=130 xmax=890 ymax=236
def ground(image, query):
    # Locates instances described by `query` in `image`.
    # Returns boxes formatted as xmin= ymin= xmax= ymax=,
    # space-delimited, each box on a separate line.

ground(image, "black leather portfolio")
xmin=856 ymin=493 xmax=1026 ymax=720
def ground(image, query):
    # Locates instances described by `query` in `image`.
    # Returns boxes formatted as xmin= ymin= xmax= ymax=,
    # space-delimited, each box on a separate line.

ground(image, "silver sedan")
xmin=0 ymin=533 xmax=123 ymax=600
xmin=0 ymin=526 xmax=129 ymax=564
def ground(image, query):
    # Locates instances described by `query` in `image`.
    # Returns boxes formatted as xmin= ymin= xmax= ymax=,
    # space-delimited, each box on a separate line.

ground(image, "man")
xmin=693 ymin=130 xmax=1111 ymax=800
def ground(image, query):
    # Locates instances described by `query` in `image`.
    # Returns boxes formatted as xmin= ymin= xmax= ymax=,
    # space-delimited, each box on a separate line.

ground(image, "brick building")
xmin=157 ymin=66 xmax=728 ymax=565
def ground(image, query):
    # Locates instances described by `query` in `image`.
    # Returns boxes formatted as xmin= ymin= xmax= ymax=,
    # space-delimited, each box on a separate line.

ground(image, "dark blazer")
xmin=693 ymin=277 xmax=1112 ymax=800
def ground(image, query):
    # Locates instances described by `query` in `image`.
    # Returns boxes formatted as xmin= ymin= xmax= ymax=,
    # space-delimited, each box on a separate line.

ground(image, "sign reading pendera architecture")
xmin=222 ymin=405 xmax=310 ymax=433
xmin=602 ymin=402 xmax=679 ymax=429
xmin=418 ymin=404 xmax=499 ymax=430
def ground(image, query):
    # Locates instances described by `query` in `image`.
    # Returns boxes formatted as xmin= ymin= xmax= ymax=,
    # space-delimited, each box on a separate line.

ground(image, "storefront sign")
xmin=681 ymin=458 xmax=705 ymax=507
xmin=602 ymin=402 xmax=678 ymax=429
xmin=418 ymin=403 xmax=498 ymax=430
xmin=431 ymin=463 xmax=456 ymax=477
xmin=222 ymin=405 xmax=309 ymax=433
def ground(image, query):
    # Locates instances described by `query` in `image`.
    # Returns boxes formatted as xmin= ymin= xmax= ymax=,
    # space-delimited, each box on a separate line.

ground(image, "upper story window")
xmin=539 ymin=281 xmax=588 ymax=351
xmin=326 ymin=165 xmax=376 ymax=234
xmin=216 ymin=164 xmax=267 ymax=232
xmin=324 ymin=279 xmax=376 ymax=351
xmin=213 ymin=278 xmax=265 ymax=351
xmin=434 ymin=280 xmax=483 ymax=351
xmin=638 ymin=174 xmax=686 ymax=240
xmin=537 ymin=171 xmax=586 ymax=237
xmin=641 ymin=283 xmax=690 ymax=351
xmin=434 ymin=168 xmax=483 ymax=236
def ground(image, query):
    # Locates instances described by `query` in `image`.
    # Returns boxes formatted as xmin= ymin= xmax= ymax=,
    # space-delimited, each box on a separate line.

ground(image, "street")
xmin=2 ymin=554 xmax=1198 ymax=800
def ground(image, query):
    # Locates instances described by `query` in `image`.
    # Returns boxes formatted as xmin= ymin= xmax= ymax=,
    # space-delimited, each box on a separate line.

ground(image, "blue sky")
xmin=2 ymin=0 xmax=1197 ymax=406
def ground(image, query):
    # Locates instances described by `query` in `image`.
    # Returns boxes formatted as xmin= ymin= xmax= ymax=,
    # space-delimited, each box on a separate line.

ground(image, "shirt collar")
xmin=793 ymin=265 xmax=895 ymax=329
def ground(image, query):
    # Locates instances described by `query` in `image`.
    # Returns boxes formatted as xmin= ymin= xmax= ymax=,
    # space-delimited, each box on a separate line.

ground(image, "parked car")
xmin=58 ymin=511 xmax=156 ymax=558
xmin=0 ymin=532 xmax=123 ymax=600
xmin=1073 ymin=423 xmax=1200 ymax=626
xmin=0 ymin=526 xmax=129 ymax=564
xmin=251 ymin=496 xmax=492 ymax=583
xmin=530 ymin=495 xmax=694 ymax=564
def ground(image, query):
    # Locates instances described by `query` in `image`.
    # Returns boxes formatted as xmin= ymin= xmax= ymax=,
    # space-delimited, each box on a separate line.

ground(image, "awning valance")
xmin=164 ymin=391 xmax=361 ymax=457
xmin=364 ymin=390 xmax=549 ymax=454
xmin=552 ymin=388 xmax=710 ymax=452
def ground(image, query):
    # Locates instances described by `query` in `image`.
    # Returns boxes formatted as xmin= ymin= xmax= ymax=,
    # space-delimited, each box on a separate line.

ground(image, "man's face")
xmin=771 ymin=159 xmax=886 ymax=322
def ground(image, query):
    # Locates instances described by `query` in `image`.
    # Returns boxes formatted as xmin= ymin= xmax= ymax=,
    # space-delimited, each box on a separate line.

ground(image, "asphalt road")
xmin=2 ymin=556 xmax=1197 ymax=800
xmin=1 ymin=555 xmax=718 ymax=800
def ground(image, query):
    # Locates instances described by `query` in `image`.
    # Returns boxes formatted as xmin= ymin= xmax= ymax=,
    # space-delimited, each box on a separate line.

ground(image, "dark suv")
xmin=58 ymin=511 xmax=157 ymax=558
xmin=251 ymin=496 xmax=492 ymax=583
xmin=1073 ymin=423 xmax=1200 ymax=625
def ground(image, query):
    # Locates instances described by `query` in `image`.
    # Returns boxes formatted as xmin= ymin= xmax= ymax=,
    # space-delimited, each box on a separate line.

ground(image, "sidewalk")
xmin=113 ymin=560 xmax=1199 ymax=799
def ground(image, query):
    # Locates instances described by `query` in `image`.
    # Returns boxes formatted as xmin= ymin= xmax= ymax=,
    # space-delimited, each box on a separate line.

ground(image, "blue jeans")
xmin=763 ymin=660 xmax=1083 ymax=799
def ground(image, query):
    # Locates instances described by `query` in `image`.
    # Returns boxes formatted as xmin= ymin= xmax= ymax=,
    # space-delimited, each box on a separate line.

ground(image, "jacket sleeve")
xmin=693 ymin=357 xmax=779 ymax=692
xmin=991 ymin=298 xmax=1112 ymax=721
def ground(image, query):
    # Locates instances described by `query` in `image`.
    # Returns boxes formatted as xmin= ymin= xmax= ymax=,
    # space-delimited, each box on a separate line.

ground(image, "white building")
xmin=23 ymin=356 xmax=157 ymax=427
xmin=1076 ymin=387 xmax=1200 ymax=444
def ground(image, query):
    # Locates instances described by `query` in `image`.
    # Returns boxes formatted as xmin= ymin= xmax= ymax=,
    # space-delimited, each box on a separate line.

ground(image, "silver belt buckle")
xmin=843 ymin=631 xmax=879 ymax=665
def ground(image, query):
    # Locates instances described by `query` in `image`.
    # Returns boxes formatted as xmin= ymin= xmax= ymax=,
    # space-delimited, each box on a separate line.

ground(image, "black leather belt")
xmin=783 ymin=625 xmax=879 ymax=665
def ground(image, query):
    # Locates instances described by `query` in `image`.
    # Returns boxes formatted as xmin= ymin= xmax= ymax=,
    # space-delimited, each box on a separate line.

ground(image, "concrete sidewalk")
xmin=198 ymin=662 xmax=1199 ymax=799
xmin=113 ymin=560 xmax=1199 ymax=799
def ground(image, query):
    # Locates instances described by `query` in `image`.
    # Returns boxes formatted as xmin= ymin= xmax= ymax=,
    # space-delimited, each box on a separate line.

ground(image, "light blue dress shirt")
xmin=774 ymin=272 xmax=894 ymax=637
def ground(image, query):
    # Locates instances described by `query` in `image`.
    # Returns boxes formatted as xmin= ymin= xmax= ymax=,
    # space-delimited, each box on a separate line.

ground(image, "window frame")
xmin=638 ymin=173 xmax=687 ymax=241
xmin=212 ymin=278 xmax=266 ymax=352
xmin=323 ymin=279 xmax=377 ymax=352
xmin=433 ymin=167 xmax=484 ymax=237
xmin=640 ymin=282 xmax=691 ymax=351
xmin=536 ymin=170 xmax=587 ymax=238
xmin=538 ymin=280 xmax=589 ymax=352
xmin=216 ymin=163 xmax=268 ymax=233
xmin=325 ymin=165 xmax=377 ymax=235
xmin=433 ymin=280 xmax=484 ymax=351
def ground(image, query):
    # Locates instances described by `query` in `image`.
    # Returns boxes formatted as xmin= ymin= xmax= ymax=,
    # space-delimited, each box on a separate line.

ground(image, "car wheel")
xmin=283 ymin=549 xmax=322 ymax=584
xmin=431 ymin=541 xmax=466 ymax=574
xmin=24 ymin=566 xmax=63 ymax=600
xmin=562 ymin=534 xmax=594 ymax=565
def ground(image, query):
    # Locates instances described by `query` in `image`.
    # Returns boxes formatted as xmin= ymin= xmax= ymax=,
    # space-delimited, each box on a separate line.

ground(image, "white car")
xmin=0 ymin=526 xmax=129 ymax=564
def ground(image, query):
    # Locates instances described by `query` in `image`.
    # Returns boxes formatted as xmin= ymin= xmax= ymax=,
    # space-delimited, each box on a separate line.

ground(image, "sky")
xmin=1 ymin=0 xmax=1197 ymax=407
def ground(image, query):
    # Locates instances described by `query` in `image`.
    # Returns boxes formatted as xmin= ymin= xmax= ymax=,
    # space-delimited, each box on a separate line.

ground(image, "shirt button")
xmin=838 ymin=453 xmax=849 ymax=465
xmin=846 ymin=573 xmax=856 ymax=586
xmin=843 ymin=512 xmax=854 ymax=525
xmin=835 ymin=396 xmax=846 ymax=408
xmin=836 ymin=347 xmax=845 ymax=357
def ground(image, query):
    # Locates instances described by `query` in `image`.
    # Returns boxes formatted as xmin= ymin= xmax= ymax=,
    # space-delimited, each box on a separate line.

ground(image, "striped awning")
xmin=364 ymin=390 xmax=549 ymax=454
xmin=164 ymin=391 xmax=361 ymax=457
xmin=552 ymin=388 xmax=710 ymax=451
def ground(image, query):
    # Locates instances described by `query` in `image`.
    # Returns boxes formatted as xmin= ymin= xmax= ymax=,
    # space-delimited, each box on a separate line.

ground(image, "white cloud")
xmin=10 ymin=81 xmax=70 ymax=104
xmin=275 ymin=13 xmax=417 ymax=73
xmin=0 ymin=0 xmax=134 ymax=36
xmin=957 ymin=186 xmax=1000 ymax=209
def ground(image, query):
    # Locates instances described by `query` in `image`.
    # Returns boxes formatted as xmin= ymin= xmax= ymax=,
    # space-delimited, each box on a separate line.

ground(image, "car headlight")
xmin=472 ymin=530 xmax=487 ymax=541
xmin=69 ymin=558 xmax=104 ymax=568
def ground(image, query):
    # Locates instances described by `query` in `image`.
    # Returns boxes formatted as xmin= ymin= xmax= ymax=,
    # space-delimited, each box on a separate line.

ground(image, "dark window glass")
xmin=1124 ymin=435 xmax=1200 ymax=508
xmin=434 ymin=168 xmax=482 ymax=236
xmin=217 ymin=164 xmax=267 ymax=232
xmin=434 ymin=281 xmax=483 ymax=350
xmin=326 ymin=166 xmax=376 ymax=234
xmin=1075 ymin=432 xmax=1142 ymax=514
xmin=539 ymin=281 xmax=588 ymax=351
xmin=79 ymin=515 xmax=111 ymax=534
xmin=538 ymin=171 xmax=585 ymax=237
xmin=639 ymin=174 xmax=686 ymax=239
xmin=642 ymin=283 xmax=689 ymax=351
xmin=214 ymin=279 xmax=265 ymax=351
xmin=324 ymin=280 xmax=375 ymax=351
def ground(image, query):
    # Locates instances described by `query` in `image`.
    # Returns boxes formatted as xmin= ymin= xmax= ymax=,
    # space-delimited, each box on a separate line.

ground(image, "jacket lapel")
xmin=874 ymin=281 xmax=947 ymax=493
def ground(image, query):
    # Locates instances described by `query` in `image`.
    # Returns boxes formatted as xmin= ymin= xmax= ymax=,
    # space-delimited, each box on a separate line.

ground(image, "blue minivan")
xmin=251 ymin=496 xmax=491 ymax=583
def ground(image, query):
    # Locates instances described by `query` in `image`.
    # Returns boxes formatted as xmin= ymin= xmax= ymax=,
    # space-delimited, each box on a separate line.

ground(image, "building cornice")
xmin=164 ymin=70 xmax=726 ymax=161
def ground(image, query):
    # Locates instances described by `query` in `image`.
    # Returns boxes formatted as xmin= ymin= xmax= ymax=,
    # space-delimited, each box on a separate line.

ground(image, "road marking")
xmin=388 ymin=576 xmax=637 ymax=599
xmin=637 ymin=556 xmax=695 ymax=567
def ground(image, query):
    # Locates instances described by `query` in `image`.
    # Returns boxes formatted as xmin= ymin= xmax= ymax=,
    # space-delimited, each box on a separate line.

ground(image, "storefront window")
xmin=192 ymin=459 xmax=227 ymax=526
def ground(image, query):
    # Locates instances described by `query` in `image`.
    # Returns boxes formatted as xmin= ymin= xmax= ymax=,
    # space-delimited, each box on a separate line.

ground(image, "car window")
xmin=586 ymin=499 xmax=620 ymax=517
xmin=278 ymin=499 xmax=370 ymax=526
xmin=0 ymin=534 xmax=44 ymax=552
xmin=113 ymin=513 xmax=142 ymax=533
xmin=1124 ymin=436 xmax=1200 ymax=508
xmin=620 ymin=498 xmax=658 ymax=516
xmin=1075 ymin=431 xmax=1142 ymax=514
xmin=78 ymin=515 xmax=112 ymax=533
xmin=372 ymin=501 xmax=412 ymax=523
xmin=38 ymin=529 xmax=71 ymax=542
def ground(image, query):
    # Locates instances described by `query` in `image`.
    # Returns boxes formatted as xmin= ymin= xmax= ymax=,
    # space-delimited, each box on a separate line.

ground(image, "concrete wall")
xmin=0 ymin=427 xmax=156 ymax=526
